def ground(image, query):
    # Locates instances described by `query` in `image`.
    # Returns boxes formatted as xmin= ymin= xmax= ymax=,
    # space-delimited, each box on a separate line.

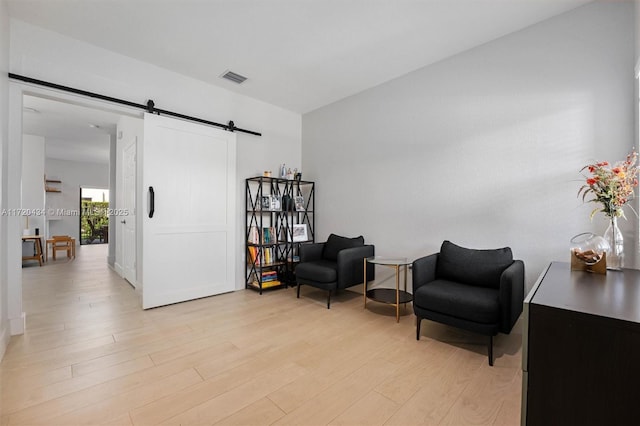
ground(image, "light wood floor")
xmin=2 ymin=245 xmax=523 ymax=425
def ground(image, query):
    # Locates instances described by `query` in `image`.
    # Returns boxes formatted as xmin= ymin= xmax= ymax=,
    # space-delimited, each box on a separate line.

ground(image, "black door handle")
xmin=149 ymin=186 xmax=155 ymax=218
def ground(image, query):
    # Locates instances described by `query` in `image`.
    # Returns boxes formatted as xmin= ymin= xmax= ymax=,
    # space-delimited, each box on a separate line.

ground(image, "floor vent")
xmin=220 ymin=70 xmax=248 ymax=84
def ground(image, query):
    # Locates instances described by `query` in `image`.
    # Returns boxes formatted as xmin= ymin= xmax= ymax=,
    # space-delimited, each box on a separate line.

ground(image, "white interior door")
xmin=122 ymin=136 xmax=137 ymax=286
xmin=142 ymin=113 xmax=236 ymax=309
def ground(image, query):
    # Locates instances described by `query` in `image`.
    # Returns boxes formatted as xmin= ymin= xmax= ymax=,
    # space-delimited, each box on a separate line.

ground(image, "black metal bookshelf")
xmin=245 ymin=176 xmax=315 ymax=293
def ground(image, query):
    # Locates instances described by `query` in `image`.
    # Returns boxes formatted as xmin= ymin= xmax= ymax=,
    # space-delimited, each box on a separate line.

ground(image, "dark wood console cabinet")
xmin=522 ymin=262 xmax=640 ymax=425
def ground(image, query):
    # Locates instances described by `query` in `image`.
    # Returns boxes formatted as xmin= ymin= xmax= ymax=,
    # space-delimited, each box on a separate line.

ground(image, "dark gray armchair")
xmin=296 ymin=234 xmax=375 ymax=309
xmin=413 ymin=240 xmax=524 ymax=365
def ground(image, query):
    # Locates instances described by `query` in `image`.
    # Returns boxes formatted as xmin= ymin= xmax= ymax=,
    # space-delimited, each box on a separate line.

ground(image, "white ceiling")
xmin=10 ymin=0 xmax=594 ymax=164
xmin=22 ymin=95 xmax=122 ymax=164
xmin=8 ymin=0 xmax=594 ymax=115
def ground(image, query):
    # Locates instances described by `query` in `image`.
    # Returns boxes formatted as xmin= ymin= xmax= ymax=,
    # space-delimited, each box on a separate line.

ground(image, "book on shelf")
xmin=247 ymin=247 xmax=279 ymax=265
xmin=255 ymin=247 xmax=279 ymax=265
xmin=248 ymin=226 xmax=277 ymax=245
xmin=260 ymin=271 xmax=279 ymax=282
xmin=247 ymin=246 xmax=259 ymax=264
xmin=251 ymin=280 xmax=281 ymax=289
xmin=261 ymin=271 xmax=277 ymax=277
xmin=248 ymin=226 xmax=260 ymax=244
xmin=249 ymin=271 xmax=281 ymax=288
xmin=262 ymin=227 xmax=276 ymax=244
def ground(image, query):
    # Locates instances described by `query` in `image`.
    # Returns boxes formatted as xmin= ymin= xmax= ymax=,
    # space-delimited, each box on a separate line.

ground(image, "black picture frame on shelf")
xmin=261 ymin=196 xmax=271 ymax=210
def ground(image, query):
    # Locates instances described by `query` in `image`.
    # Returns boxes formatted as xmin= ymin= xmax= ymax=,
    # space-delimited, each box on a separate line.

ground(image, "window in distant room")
xmin=80 ymin=187 xmax=109 ymax=245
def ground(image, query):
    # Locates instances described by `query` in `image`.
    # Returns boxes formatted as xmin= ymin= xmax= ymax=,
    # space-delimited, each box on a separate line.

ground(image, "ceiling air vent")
xmin=220 ymin=70 xmax=248 ymax=84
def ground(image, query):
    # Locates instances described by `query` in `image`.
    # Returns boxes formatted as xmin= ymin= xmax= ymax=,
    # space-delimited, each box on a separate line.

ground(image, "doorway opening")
xmin=11 ymin=86 xmax=143 ymax=338
xmin=80 ymin=187 xmax=110 ymax=245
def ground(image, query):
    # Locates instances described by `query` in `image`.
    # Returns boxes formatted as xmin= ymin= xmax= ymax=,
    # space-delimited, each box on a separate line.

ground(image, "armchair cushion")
xmin=437 ymin=240 xmax=513 ymax=289
xmin=299 ymin=242 xmax=325 ymax=263
xmin=295 ymin=259 xmax=337 ymax=284
xmin=414 ymin=279 xmax=500 ymax=324
xmin=322 ymin=234 xmax=364 ymax=261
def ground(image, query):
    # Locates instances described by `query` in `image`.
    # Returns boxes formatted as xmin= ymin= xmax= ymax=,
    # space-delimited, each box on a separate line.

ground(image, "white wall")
xmin=0 ymin=0 xmax=10 ymax=360
xmin=302 ymin=2 xmax=636 ymax=289
xmin=21 ymin=134 xmax=45 ymax=235
xmin=636 ymin=0 xmax=640 ymax=63
xmin=44 ymin=158 xmax=109 ymax=242
xmin=635 ymin=2 xmax=639 ymax=238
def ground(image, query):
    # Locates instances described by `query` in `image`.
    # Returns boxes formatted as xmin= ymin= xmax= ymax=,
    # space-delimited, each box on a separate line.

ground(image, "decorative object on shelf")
xmin=294 ymin=196 xmax=305 ymax=211
xmin=283 ymin=224 xmax=308 ymax=242
xmin=286 ymin=168 xmax=293 ymax=180
xmin=570 ymin=232 xmax=608 ymax=274
xmin=280 ymin=163 xmax=286 ymax=179
xmin=282 ymin=195 xmax=293 ymax=211
xmin=578 ymin=150 xmax=639 ymax=269
xmin=263 ymin=170 xmax=271 ymax=177
xmin=291 ymin=224 xmax=308 ymax=242
xmin=269 ymin=195 xmax=281 ymax=211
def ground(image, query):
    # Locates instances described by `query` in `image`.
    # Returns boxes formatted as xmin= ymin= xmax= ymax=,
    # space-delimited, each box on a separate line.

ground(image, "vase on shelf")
xmin=604 ymin=215 xmax=624 ymax=270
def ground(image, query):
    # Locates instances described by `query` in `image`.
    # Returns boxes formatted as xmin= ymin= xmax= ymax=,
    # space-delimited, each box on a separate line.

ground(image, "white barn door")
xmin=142 ymin=113 xmax=236 ymax=309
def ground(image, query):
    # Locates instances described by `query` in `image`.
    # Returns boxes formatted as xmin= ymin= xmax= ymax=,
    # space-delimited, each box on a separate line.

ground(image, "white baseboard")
xmin=10 ymin=312 xmax=25 ymax=335
xmin=0 ymin=322 xmax=10 ymax=361
xmin=113 ymin=262 xmax=124 ymax=277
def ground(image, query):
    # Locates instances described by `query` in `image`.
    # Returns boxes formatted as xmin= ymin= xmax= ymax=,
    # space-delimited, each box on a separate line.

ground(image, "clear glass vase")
xmin=604 ymin=215 xmax=624 ymax=270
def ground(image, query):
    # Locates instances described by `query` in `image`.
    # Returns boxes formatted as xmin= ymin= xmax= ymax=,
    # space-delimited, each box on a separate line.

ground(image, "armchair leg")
xmin=327 ymin=290 xmax=331 ymax=309
xmin=488 ymin=335 xmax=494 ymax=366
xmin=416 ymin=316 xmax=422 ymax=340
xmin=297 ymin=283 xmax=301 ymax=299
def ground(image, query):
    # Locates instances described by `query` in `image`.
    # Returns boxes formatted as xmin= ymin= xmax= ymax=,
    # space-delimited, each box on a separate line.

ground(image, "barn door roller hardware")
xmin=9 ymin=73 xmax=261 ymax=136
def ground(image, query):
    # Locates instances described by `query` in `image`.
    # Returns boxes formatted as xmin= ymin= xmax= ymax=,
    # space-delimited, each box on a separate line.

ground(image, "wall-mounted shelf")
xmin=45 ymin=179 xmax=62 ymax=193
